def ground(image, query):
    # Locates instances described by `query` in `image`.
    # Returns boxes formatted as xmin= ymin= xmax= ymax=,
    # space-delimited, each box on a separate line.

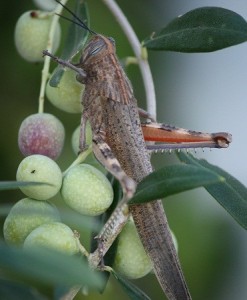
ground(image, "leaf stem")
xmin=62 ymin=146 xmax=92 ymax=176
xmin=101 ymin=0 xmax=157 ymax=120
xmin=38 ymin=0 xmax=68 ymax=113
xmin=59 ymin=286 xmax=82 ymax=300
xmin=74 ymin=230 xmax=90 ymax=257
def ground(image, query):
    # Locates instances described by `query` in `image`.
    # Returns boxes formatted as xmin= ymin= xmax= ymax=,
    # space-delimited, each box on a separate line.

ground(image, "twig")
xmin=101 ymin=0 xmax=157 ymax=120
xmin=38 ymin=0 xmax=68 ymax=113
xmin=62 ymin=146 xmax=92 ymax=176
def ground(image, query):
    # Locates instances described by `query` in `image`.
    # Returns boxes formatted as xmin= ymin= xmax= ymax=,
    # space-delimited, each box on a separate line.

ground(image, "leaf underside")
xmin=177 ymin=153 xmax=247 ymax=229
xmin=112 ymin=270 xmax=151 ymax=300
xmin=0 ymin=244 xmax=102 ymax=289
xmin=0 ymin=181 xmax=51 ymax=191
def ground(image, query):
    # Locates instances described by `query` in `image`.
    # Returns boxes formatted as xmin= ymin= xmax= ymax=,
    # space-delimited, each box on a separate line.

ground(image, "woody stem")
xmin=38 ymin=0 xmax=68 ymax=113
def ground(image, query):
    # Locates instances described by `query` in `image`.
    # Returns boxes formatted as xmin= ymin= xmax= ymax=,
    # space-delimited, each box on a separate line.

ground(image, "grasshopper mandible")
xmin=43 ymin=2 xmax=231 ymax=299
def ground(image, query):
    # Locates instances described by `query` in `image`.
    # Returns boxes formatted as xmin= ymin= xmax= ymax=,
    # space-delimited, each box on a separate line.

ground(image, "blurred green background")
xmin=0 ymin=0 xmax=247 ymax=299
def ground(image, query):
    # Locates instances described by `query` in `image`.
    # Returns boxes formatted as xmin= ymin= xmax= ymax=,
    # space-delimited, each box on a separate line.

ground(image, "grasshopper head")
xmin=81 ymin=34 xmax=116 ymax=65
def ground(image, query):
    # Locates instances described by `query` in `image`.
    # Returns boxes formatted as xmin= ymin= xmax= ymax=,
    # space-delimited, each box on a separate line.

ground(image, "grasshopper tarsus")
xmin=212 ymin=132 xmax=232 ymax=147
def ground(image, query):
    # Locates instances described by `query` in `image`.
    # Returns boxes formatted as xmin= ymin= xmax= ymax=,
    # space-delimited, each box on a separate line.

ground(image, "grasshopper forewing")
xmin=43 ymin=2 xmax=231 ymax=299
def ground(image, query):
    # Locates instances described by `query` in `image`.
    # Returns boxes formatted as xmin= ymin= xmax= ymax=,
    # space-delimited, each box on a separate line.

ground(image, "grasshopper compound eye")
xmin=89 ymin=38 xmax=107 ymax=56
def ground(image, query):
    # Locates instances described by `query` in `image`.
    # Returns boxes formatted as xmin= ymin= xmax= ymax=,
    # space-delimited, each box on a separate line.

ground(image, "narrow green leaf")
xmin=60 ymin=208 xmax=101 ymax=232
xmin=112 ymin=270 xmax=151 ymax=300
xmin=130 ymin=164 xmax=223 ymax=204
xmin=49 ymin=0 xmax=90 ymax=86
xmin=49 ymin=68 xmax=65 ymax=87
xmin=0 ymin=181 xmax=51 ymax=191
xmin=177 ymin=153 xmax=247 ymax=229
xmin=0 ymin=243 xmax=103 ymax=289
xmin=143 ymin=7 xmax=247 ymax=52
xmin=0 ymin=205 xmax=12 ymax=216
xmin=54 ymin=285 xmax=81 ymax=300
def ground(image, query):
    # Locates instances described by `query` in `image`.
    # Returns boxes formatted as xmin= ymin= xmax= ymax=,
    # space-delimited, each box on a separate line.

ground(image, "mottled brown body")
xmin=44 ymin=32 xmax=231 ymax=299
xmin=77 ymin=35 xmax=191 ymax=299
xmin=44 ymin=30 xmax=230 ymax=298
xmin=42 ymin=3 xmax=233 ymax=299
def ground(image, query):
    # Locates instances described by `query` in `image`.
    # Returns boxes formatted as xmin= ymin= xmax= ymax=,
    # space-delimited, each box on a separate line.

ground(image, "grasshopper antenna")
xmin=55 ymin=0 xmax=96 ymax=35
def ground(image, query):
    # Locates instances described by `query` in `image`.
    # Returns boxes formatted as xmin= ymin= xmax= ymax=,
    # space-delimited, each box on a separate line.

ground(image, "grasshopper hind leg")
xmin=88 ymin=134 xmax=136 ymax=268
xmin=93 ymin=135 xmax=136 ymax=199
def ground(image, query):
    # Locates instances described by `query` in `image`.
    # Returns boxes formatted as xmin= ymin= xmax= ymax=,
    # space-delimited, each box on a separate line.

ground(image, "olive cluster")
xmin=3 ymin=1 xmax=178 ymax=280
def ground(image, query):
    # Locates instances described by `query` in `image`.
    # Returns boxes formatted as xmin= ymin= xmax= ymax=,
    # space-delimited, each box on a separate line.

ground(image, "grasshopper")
xmin=43 ymin=2 xmax=231 ymax=299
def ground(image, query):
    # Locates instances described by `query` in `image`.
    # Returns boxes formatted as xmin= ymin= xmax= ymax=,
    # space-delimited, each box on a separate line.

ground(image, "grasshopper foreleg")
xmin=79 ymin=110 xmax=89 ymax=152
xmin=42 ymin=50 xmax=87 ymax=78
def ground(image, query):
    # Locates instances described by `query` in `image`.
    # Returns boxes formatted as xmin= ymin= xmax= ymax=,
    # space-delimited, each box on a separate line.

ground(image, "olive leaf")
xmin=131 ymin=164 xmax=222 ymax=204
xmin=177 ymin=153 xmax=247 ymax=229
xmin=143 ymin=7 xmax=247 ymax=52
xmin=49 ymin=0 xmax=90 ymax=87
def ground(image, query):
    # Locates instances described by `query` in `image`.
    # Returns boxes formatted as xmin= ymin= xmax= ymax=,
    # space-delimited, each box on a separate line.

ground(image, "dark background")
xmin=0 ymin=1 xmax=247 ymax=299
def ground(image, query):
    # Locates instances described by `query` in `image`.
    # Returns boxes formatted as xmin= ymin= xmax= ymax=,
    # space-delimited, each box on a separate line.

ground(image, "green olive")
xmin=16 ymin=154 xmax=62 ymax=200
xmin=3 ymin=198 xmax=60 ymax=246
xmin=61 ymin=164 xmax=113 ymax=216
xmin=14 ymin=10 xmax=61 ymax=62
xmin=46 ymin=69 xmax=84 ymax=113
xmin=24 ymin=222 xmax=79 ymax=255
xmin=113 ymin=218 xmax=153 ymax=279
